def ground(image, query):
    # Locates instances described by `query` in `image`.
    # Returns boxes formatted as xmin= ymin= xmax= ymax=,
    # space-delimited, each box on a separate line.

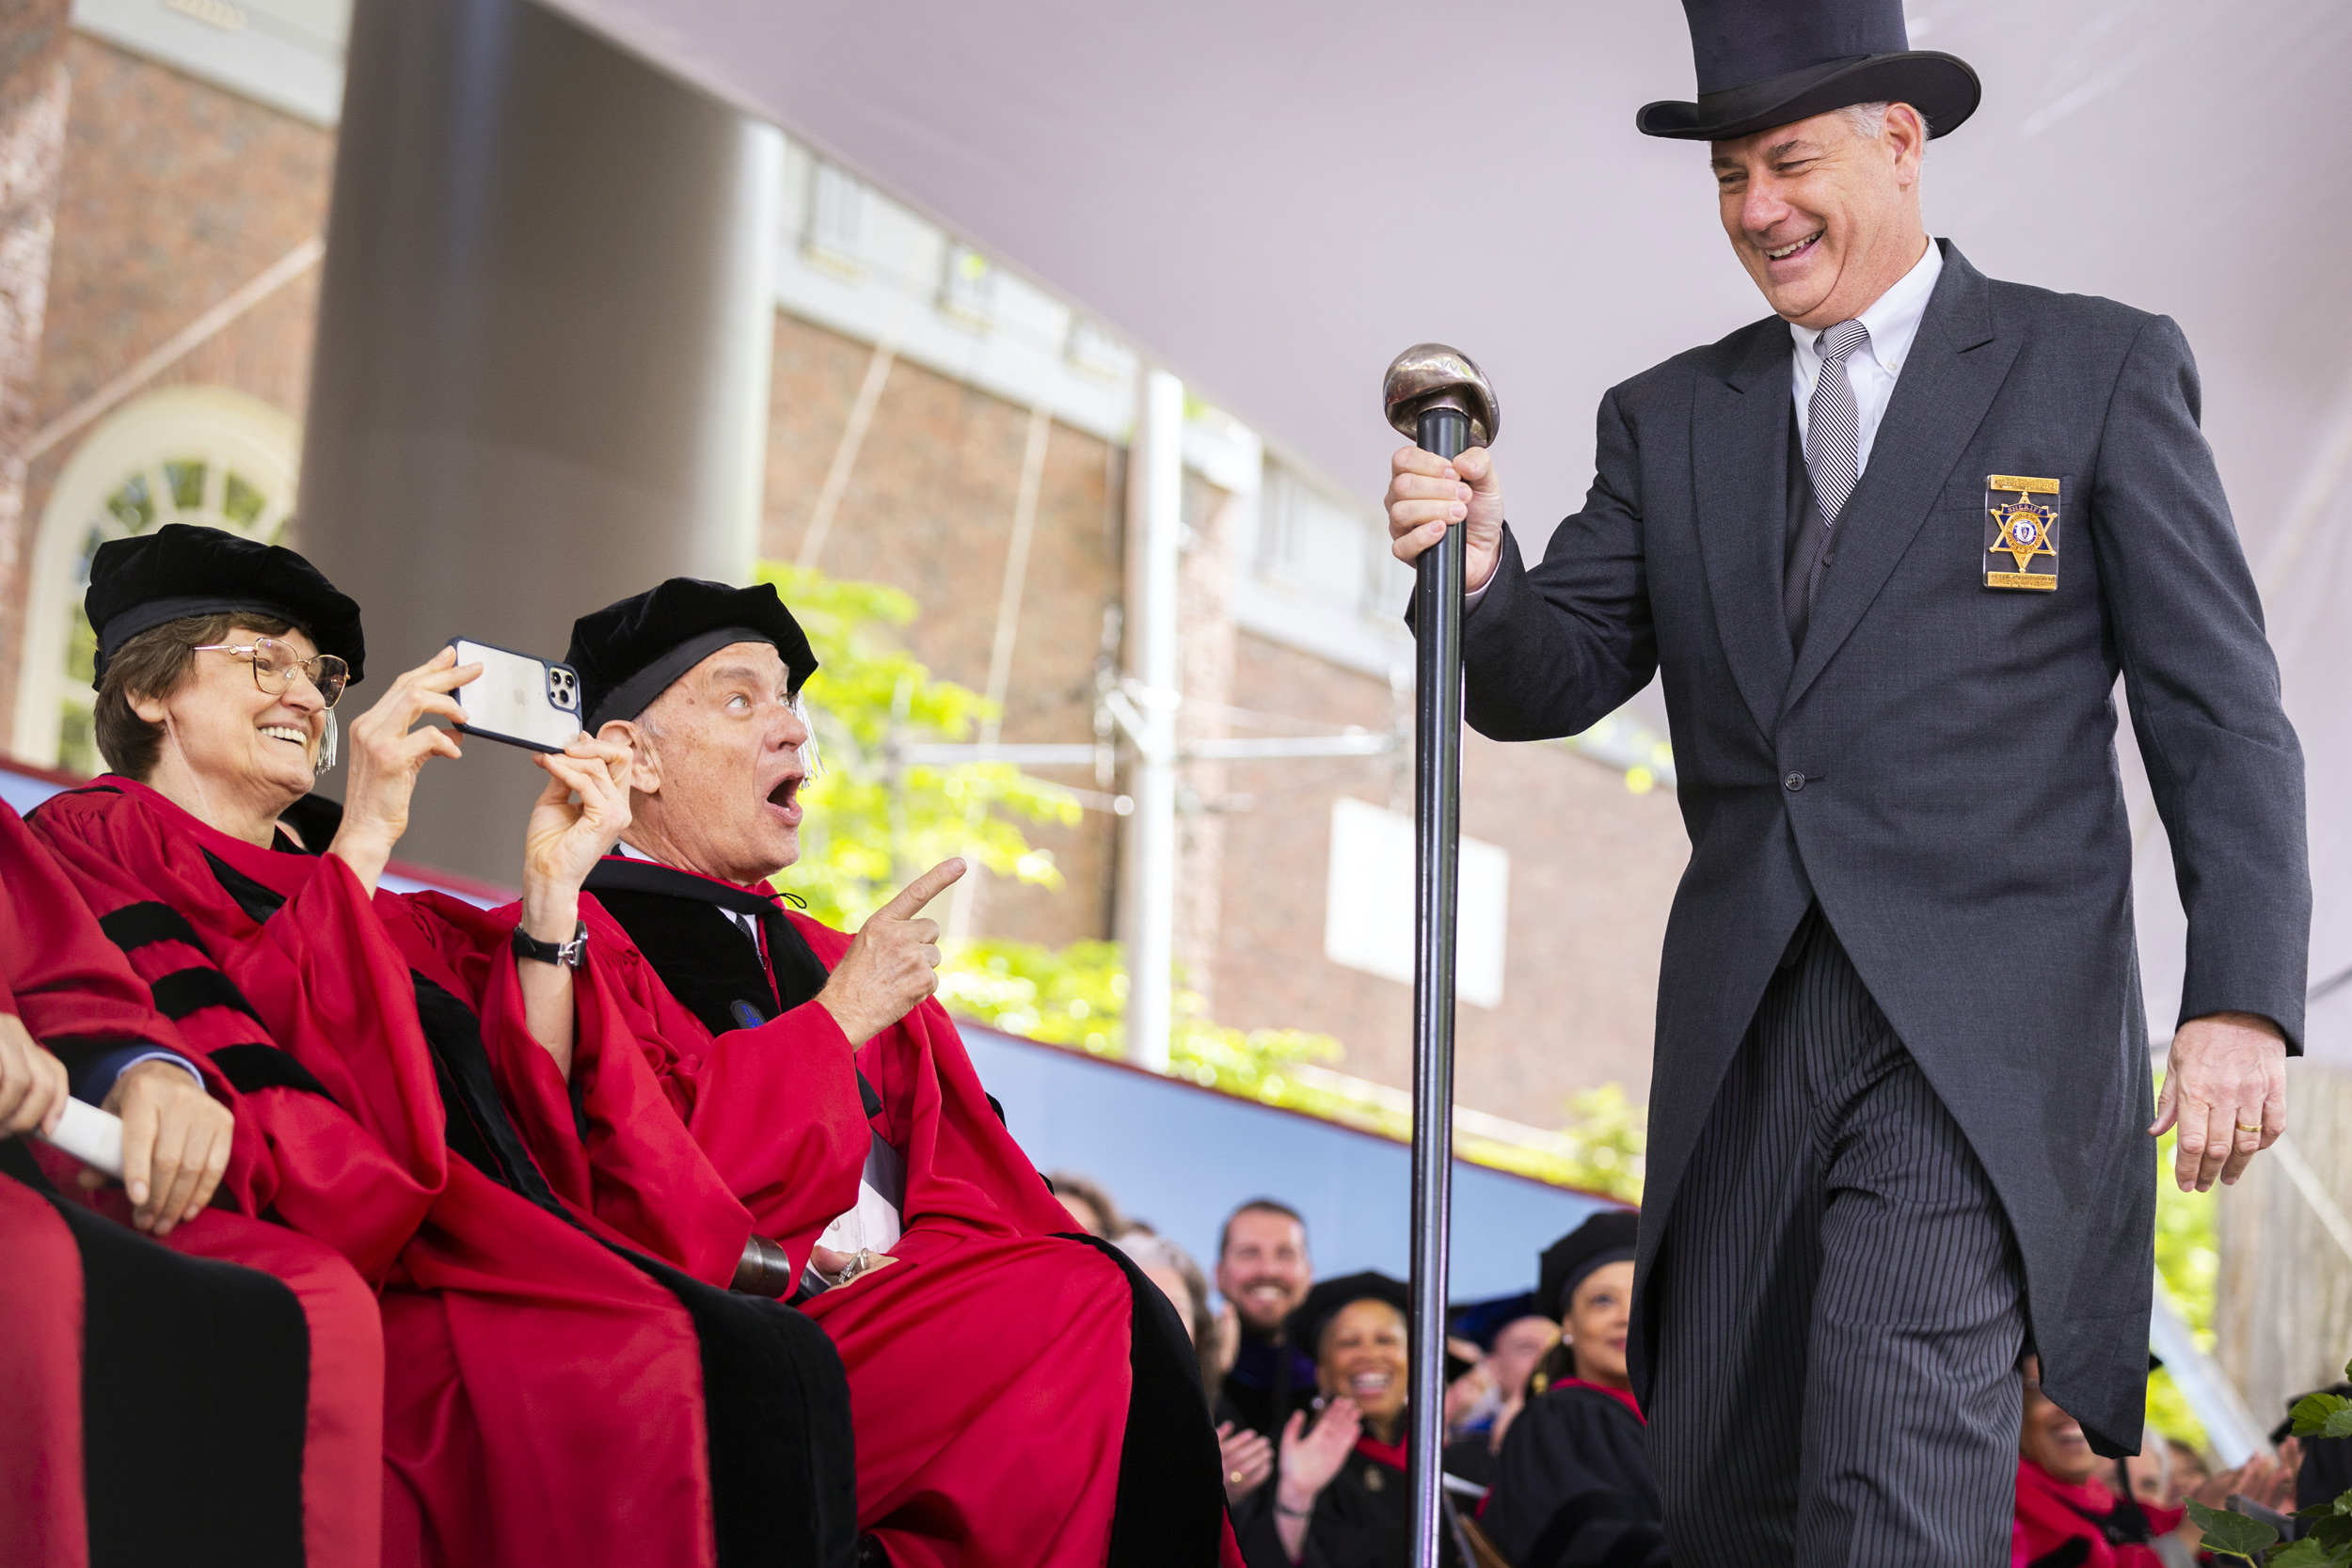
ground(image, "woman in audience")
xmin=1478 ymin=1212 xmax=1669 ymax=1568
xmin=2013 ymin=1355 xmax=2299 ymax=1568
xmin=1239 ymin=1270 xmax=1479 ymax=1567
xmin=29 ymin=523 xmax=855 ymax=1568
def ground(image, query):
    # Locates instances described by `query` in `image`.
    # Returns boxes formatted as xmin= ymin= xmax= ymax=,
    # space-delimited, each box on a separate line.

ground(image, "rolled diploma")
xmin=38 ymin=1097 xmax=125 ymax=1180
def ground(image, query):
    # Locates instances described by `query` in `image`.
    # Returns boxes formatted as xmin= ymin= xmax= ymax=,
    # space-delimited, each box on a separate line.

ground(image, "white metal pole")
xmin=1120 ymin=369 xmax=1184 ymax=1072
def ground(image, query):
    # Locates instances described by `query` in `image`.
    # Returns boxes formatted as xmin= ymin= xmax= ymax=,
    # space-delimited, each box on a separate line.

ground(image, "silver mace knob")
xmin=1382 ymin=342 xmax=1501 ymax=450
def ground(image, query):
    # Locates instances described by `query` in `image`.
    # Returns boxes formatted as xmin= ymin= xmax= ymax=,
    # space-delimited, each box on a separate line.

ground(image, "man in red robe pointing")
xmin=556 ymin=578 xmax=1234 ymax=1568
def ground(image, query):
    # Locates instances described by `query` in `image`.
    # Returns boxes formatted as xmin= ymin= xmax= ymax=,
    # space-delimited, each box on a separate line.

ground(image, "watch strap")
xmin=512 ymin=918 xmax=588 ymax=970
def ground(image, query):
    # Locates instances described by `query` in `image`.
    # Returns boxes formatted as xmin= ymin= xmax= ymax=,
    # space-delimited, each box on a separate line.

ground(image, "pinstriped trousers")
xmin=1647 ymin=916 xmax=2026 ymax=1567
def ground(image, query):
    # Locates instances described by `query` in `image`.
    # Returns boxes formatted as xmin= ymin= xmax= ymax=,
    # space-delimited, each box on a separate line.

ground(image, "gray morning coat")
xmin=1455 ymin=242 xmax=2309 ymax=1452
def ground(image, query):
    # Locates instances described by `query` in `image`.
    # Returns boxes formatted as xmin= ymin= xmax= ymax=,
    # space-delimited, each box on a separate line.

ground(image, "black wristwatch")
xmin=512 ymin=919 xmax=589 ymax=970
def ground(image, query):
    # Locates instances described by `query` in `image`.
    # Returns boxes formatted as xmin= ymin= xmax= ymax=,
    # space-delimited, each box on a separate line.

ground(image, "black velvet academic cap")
xmin=1537 ymin=1211 xmax=1641 ymax=1321
xmin=1287 ymin=1272 xmax=1411 ymax=1363
xmin=566 ymin=578 xmax=818 ymax=732
xmin=1636 ymin=0 xmax=1979 ymax=142
xmin=85 ymin=523 xmax=365 ymax=687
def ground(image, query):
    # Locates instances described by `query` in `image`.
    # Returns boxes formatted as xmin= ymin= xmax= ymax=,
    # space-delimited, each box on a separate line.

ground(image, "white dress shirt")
xmin=1788 ymin=237 xmax=1942 ymax=476
xmin=1464 ymin=237 xmax=1944 ymax=614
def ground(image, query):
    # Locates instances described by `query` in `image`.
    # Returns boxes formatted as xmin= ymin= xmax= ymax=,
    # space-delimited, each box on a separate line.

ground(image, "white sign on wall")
xmin=1323 ymin=797 xmax=1509 ymax=1008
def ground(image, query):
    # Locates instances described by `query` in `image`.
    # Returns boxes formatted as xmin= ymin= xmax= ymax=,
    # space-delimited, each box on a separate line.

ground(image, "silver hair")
xmin=1840 ymin=102 xmax=1891 ymax=140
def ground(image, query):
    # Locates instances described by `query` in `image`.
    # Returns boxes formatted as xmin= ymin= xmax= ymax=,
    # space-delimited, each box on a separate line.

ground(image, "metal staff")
xmin=1381 ymin=343 xmax=1500 ymax=1568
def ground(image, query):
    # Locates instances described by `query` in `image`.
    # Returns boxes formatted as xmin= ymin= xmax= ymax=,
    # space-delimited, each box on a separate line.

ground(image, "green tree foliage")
xmin=771 ymin=561 xmax=1646 ymax=1202
xmin=2189 ymin=1358 xmax=2352 ymax=1563
xmin=758 ymin=563 xmax=1080 ymax=927
xmin=938 ymin=937 xmax=1647 ymax=1202
xmin=2149 ymin=1105 xmax=2221 ymax=1449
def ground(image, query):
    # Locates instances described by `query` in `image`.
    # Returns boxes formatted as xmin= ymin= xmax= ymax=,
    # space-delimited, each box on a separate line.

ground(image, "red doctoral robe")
xmin=560 ymin=854 xmax=1237 ymax=1568
xmin=0 ymin=795 xmax=381 ymax=1568
xmin=30 ymin=779 xmax=855 ymax=1568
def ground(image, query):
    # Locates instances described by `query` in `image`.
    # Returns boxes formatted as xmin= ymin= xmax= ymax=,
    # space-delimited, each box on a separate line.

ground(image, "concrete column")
xmin=0 ymin=0 xmax=72 ymax=741
xmin=1118 ymin=371 xmax=1183 ymax=1071
xmin=296 ymin=0 xmax=778 ymax=879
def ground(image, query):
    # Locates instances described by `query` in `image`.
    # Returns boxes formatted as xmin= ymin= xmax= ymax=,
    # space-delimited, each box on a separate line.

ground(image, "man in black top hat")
xmin=1386 ymin=0 xmax=2308 ymax=1562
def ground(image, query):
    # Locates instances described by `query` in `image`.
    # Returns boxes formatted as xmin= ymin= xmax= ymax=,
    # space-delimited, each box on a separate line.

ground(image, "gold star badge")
xmin=1984 ymin=475 xmax=2060 ymax=591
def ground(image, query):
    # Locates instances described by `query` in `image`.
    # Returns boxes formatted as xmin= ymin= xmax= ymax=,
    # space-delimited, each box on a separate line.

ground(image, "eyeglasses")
xmin=190 ymin=639 xmax=351 ymax=709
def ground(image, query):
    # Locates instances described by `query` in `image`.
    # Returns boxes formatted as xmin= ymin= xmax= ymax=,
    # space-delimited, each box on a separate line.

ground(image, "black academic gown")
xmin=1218 ymin=1326 xmax=1318 ymax=1441
xmin=1234 ymin=1418 xmax=1477 ymax=1568
xmin=1478 ymin=1384 xmax=1669 ymax=1568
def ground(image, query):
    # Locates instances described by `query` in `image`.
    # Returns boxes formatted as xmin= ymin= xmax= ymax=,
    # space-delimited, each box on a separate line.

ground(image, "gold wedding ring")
xmin=2235 ymin=1121 xmax=2263 ymax=1133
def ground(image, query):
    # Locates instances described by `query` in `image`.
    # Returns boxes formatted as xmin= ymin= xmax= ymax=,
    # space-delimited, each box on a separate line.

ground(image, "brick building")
xmin=0 ymin=0 xmax=1687 ymax=1133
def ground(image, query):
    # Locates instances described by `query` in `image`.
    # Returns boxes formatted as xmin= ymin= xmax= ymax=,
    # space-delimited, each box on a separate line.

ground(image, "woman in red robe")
xmin=0 ymin=794 xmax=382 ymax=1568
xmin=31 ymin=523 xmax=856 ymax=1568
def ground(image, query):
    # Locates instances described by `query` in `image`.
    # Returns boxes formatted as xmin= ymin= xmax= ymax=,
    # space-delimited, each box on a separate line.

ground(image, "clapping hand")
xmin=1217 ymin=1420 xmax=1274 ymax=1508
xmin=1277 ymin=1398 xmax=1363 ymax=1513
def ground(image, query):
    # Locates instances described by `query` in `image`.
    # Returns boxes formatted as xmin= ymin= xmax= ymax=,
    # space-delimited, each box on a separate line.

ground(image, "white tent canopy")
xmin=545 ymin=0 xmax=2352 ymax=1064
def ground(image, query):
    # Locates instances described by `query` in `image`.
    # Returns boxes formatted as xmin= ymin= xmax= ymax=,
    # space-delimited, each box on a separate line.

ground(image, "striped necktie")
xmin=1783 ymin=319 xmax=1870 ymax=648
xmin=1805 ymin=320 xmax=1871 ymax=528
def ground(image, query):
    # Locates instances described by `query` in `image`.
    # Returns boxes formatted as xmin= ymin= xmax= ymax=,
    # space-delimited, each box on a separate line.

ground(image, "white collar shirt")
xmin=1789 ymin=238 xmax=1944 ymax=477
xmin=1467 ymin=238 xmax=1946 ymax=620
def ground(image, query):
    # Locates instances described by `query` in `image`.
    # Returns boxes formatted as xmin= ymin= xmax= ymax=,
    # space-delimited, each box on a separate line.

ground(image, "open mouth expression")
xmin=765 ymin=768 xmax=804 ymax=828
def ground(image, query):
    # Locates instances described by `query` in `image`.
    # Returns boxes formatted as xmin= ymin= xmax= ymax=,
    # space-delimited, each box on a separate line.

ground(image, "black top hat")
xmin=85 ymin=523 xmax=366 ymax=687
xmin=1536 ymin=1211 xmax=1641 ymax=1321
xmin=566 ymin=578 xmax=818 ymax=732
xmin=1637 ymin=0 xmax=1979 ymax=142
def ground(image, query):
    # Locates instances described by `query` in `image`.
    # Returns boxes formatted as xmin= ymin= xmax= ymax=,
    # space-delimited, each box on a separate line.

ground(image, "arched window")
xmin=12 ymin=386 xmax=300 ymax=773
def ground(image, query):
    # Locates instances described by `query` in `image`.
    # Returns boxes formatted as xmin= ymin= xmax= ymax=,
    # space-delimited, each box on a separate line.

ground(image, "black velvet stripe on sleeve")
xmin=409 ymin=972 xmax=568 ymax=1213
xmin=1065 ymin=1232 xmax=1230 ymax=1568
xmin=150 ymin=967 xmax=268 ymax=1025
xmin=210 ymin=1043 xmax=337 ymax=1102
xmin=98 ymin=900 xmax=205 ymax=954
xmin=202 ymin=849 xmax=290 ymax=925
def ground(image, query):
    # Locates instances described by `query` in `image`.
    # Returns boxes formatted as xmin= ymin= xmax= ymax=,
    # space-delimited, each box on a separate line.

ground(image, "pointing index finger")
xmin=879 ymin=858 xmax=966 ymax=920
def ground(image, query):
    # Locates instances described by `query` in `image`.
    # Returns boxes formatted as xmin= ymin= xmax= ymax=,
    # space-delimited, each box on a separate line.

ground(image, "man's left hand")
xmin=2151 ymin=1010 xmax=2286 ymax=1192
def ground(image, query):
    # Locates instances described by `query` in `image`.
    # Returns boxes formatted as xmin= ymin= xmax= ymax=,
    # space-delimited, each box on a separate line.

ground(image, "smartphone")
xmin=448 ymin=639 xmax=583 ymax=752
